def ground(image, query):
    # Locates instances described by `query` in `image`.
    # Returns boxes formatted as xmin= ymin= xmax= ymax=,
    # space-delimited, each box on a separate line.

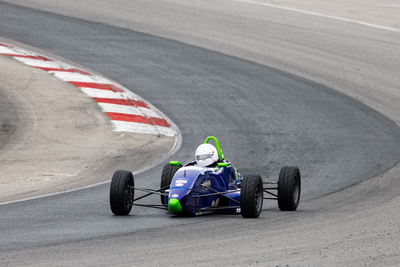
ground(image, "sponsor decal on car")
xmin=175 ymin=179 xmax=188 ymax=186
xmin=211 ymin=198 xmax=220 ymax=207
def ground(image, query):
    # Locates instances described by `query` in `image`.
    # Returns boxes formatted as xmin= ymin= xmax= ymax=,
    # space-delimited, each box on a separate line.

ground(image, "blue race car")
xmin=109 ymin=136 xmax=301 ymax=218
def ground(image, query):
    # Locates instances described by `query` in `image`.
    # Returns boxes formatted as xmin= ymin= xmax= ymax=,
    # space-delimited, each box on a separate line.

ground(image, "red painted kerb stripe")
xmin=106 ymin=112 xmax=170 ymax=127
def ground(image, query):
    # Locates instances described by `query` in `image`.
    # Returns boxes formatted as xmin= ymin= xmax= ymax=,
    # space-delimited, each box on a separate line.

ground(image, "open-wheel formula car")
xmin=110 ymin=136 xmax=301 ymax=218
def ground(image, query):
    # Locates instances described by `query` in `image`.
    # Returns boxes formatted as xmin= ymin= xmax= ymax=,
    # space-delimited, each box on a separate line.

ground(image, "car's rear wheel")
xmin=278 ymin=166 xmax=301 ymax=211
xmin=160 ymin=162 xmax=181 ymax=205
xmin=110 ymin=170 xmax=134 ymax=215
xmin=241 ymin=173 xmax=263 ymax=218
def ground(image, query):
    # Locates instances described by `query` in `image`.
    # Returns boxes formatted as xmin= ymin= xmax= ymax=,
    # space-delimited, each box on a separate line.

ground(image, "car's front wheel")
xmin=110 ymin=170 xmax=134 ymax=215
xmin=160 ymin=162 xmax=181 ymax=205
xmin=240 ymin=173 xmax=263 ymax=218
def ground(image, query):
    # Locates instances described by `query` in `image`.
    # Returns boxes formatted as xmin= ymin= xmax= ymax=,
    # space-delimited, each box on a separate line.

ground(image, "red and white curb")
xmin=0 ymin=42 xmax=178 ymax=137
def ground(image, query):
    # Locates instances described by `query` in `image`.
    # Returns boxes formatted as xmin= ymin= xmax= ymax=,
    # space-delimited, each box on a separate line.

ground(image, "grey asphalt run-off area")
xmin=0 ymin=1 xmax=400 ymax=266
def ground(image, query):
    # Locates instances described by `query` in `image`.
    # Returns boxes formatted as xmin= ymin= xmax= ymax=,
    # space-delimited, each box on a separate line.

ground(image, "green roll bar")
xmin=204 ymin=136 xmax=225 ymax=160
xmin=170 ymin=136 xmax=225 ymax=166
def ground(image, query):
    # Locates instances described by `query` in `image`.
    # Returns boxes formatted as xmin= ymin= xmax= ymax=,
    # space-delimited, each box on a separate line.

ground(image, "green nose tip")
xmin=168 ymin=198 xmax=182 ymax=213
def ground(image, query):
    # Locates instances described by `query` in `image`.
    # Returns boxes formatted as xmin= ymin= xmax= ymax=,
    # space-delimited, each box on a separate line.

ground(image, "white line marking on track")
xmin=232 ymin=0 xmax=400 ymax=33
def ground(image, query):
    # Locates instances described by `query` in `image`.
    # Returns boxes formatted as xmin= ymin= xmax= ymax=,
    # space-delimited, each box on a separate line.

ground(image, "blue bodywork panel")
xmin=165 ymin=162 xmax=242 ymax=215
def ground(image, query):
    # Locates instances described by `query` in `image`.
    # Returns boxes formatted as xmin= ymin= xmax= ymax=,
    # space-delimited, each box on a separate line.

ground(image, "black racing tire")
xmin=110 ymin=170 xmax=134 ymax=215
xmin=240 ymin=173 xmax=263 ymax=218
xmin=278 ymin=166 xmax=301 ymax=211
xmin=160 ymin=162 xmax=182 ymax=204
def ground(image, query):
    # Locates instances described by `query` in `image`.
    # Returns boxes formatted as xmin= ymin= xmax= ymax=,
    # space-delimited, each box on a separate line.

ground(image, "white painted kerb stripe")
xmin=80 ymin=88 xmax=131 ymax=99
xmin=112 ymin=121 xmax=176 ymax=137
xmin=53 ymin=72 xmax=112 ymax=83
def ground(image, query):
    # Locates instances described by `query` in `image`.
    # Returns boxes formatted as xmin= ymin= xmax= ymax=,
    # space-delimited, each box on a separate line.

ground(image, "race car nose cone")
xmin=168 ymin=198 xmax=182 ymax=213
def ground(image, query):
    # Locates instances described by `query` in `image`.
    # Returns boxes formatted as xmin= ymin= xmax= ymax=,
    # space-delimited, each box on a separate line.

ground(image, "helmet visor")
xmin=196 ymin=154 xmax=213 ymax=161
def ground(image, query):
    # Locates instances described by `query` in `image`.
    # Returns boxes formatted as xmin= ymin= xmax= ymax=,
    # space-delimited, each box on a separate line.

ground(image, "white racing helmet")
xmin=195 ymin=143 xmax=219 ymax=167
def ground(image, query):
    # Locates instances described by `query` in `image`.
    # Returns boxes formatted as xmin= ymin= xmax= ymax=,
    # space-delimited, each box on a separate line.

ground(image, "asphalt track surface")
xmin=1 ymin=1 xmax=400 ymax=266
